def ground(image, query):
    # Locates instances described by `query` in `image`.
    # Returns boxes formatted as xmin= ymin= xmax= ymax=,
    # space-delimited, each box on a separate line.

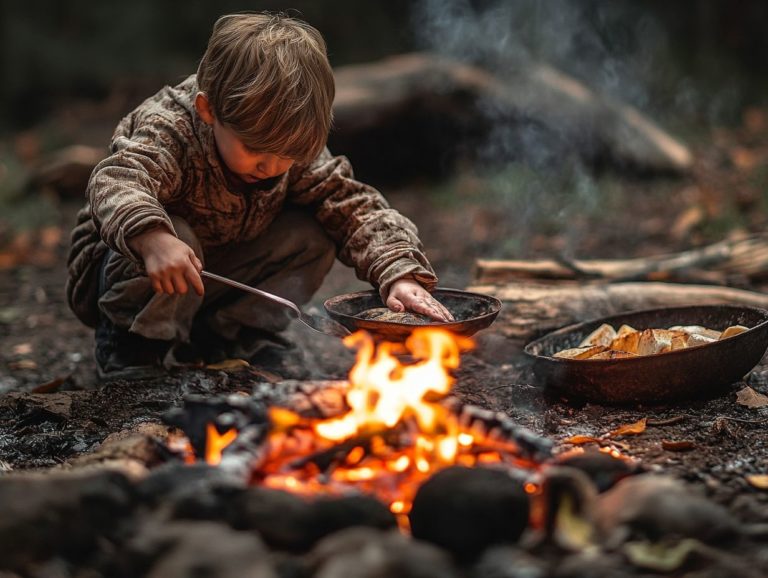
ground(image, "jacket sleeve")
xmin=287 ymin=148 xmax=438 ymax=300
xmin=88 ymin=112 xmax=187 ymax=263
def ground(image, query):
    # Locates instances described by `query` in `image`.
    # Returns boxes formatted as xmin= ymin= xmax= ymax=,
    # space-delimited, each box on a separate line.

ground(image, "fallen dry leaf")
xmin=746 ymin=475 xmax=768 ymax=490
xmin=31 ymin=375 xmax=69 ymax=394
xmin=624 ymin=539 xmax=701 ymax=573
xmin=9 ymin=359 xmax=38 ymax=370
xmin=563 ymin=435 xmax=603 ymax=445
xmin=735 ymin=386 xmax=768 ymax=409
xmin=249 ymin=367 xmax=283 ymax=383
xmin=206 ymin=358 xmax=250 ymax=371
xmin=730 ymin=147 xmax=759 ymax=170
xmin=610 ymin=418 xmax=647 ymax=437
xmin=661 ymin=440 xmax=696 ymax=452
xmin=671 ymin=205 xmax=705 ymax=240
xmin=12 ymin=342 xmax=33 ymax=355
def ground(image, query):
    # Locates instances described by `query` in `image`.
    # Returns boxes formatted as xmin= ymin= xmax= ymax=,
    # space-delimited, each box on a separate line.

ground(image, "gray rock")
xmin=308 ymin=527 xmax=460 ymax=578
xmin=228 ymin=489 xmax=396 ymax=552
xmin=410 ymin=466 xmax=530 ymax=562
xmin=471 ymin=546 xmax=548 ymax=578
xmin=227 ymin=487 xmax=313 ymax=551
xmin=554 ymin=552 xmax=634 ymax=578
xmin=126 ymin=520 xmax=275 ymax=578
xmin=595 ymin=475 xmax=740 ymax=546
xmin=0 ymin=470 xmax=135 ymax=571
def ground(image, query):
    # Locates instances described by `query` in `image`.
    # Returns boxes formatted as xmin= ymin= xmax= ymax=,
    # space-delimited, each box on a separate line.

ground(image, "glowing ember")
xmin=205 ymin=423 xmax=237 ymax=465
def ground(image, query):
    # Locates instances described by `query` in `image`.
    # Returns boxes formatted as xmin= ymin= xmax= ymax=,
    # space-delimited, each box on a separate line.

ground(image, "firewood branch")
xmin=468 ymin=281 xmax=768 ymax=344
xmin=474 ymin=235 xmax=768 ymax=285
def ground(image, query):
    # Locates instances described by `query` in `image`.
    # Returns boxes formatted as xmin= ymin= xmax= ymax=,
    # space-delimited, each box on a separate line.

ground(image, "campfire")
xmin=167 ymin=328 xmax=552 ymax=523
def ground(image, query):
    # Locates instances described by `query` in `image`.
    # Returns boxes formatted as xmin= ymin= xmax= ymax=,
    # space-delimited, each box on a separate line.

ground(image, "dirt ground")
xmin=2 ymin=107 xmax=768 ymax=534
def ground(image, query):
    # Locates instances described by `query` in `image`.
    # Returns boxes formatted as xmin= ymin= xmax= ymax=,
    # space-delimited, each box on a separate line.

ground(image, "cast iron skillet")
xmin=524 ymin=305 xmax=768 ymax=404
xmin=324 ymin=288 xmax=502 ymax=341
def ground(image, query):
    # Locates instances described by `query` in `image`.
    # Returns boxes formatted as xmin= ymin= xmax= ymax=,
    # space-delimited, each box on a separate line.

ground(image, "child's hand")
xmin=128 ymin=227 xmax=204 ymax=296
xmin=386 ymin=278 xmax=454 ymax=322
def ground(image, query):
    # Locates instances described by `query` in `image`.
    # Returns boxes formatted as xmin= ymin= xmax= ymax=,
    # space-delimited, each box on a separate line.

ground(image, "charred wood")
xmin=447 ymin=400 xmax=554 ymax=461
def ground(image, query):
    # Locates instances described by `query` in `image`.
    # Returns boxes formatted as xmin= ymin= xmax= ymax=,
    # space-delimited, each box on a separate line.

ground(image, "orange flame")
xmin=314 ymin=329 xmax=473 ymax=442
xmin=205 ymin=423 xmax=237 ymax=465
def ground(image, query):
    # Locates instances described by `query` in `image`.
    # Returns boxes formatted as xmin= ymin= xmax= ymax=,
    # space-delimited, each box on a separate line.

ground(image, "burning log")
xmin=163 ymin=394 xmax=268 ymax=464
xmin=286 ymin=428 xmax=399 ymax=475
xmin=447 ymin=400 xmax=554 ymax=462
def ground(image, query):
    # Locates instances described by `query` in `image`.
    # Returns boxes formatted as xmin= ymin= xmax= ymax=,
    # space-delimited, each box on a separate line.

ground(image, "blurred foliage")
xmin=1 ymin=0 xmax=768 ymax=134
xmin=0 ymin=0 xmax=414 ymax=131
xmin=1 ymin=0 xmax=767 ymax=250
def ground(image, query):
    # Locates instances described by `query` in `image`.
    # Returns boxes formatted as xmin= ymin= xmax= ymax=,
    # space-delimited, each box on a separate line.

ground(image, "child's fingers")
xmin=433 ymin=298 xmax=455 ymax=321
xmin=186 ymin=267 xmax=205 ymax=296
xmin=161 ymin=277 xmax=176 ymax=294
xmin=189 ymin=252 xmax=203 ymax=273
xmin=172 ymin=274 xmax=189 ymax=295
xmin=386 ymin=295 xmax=405 ymax=313
xmin=151 ymin=278 xmax=164 ymax=294
xmin=409 ymin=294 xmax=451 ymax=322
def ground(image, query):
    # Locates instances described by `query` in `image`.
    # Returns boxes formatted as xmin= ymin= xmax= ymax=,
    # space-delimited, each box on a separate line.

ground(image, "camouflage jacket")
xmin=66 ymin=75 xmax=437 ymax=328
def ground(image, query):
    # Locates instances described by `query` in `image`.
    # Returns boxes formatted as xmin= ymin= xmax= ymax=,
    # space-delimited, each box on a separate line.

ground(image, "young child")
xmin=66 ymin=12 xmax=452 ymax=379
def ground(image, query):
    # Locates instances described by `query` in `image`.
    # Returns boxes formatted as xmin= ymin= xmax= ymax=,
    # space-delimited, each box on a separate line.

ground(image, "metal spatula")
xmin=200 ymin=270 xmax=351 ymax=339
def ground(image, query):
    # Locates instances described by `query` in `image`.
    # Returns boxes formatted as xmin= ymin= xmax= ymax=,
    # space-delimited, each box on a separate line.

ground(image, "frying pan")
xmin=524 ymin=305 xmax=768 ymax=404
xmin=324 ymin=288 xmax=502 ymax=341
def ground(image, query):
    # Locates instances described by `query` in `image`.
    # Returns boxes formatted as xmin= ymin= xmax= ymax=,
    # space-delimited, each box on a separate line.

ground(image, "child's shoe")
xmin=94 ymin=316 xmax=171 ymax=380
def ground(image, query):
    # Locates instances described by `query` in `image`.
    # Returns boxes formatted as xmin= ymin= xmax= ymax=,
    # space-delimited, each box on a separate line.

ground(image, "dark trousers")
xmin=97 ymin=210 xmax=336 ymax=357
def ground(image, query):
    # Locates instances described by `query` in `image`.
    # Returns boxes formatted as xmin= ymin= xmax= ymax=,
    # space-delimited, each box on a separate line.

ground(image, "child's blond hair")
xmin=197 ymin=13 xmax=334 ymax=164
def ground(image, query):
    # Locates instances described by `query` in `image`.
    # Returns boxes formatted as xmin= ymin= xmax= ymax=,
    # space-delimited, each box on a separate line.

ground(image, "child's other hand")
xmin=386 ymin=278 xmax=454 ymax=322
xmin=128 ymin=227 xmax=204 ymax=296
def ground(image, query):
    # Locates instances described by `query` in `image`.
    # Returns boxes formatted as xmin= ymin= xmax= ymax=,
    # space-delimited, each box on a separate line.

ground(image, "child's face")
xmin=211 ymin=122 xmax=295 ymax=183
xmin=195 ymin=93 xmax=295 ymax=183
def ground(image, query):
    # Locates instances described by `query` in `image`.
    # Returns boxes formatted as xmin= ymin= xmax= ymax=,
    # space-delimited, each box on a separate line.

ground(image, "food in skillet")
xmin=553 ymin=323 xmax=749 ymax=360
xmin=356 ymin=307 xmax=435 ymax=324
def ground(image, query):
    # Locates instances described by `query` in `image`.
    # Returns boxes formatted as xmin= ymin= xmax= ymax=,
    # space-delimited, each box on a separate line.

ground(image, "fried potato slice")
xmin=609 ymin=331 xmax=641 ymax=354
xmin=669 ymin=325 xmax=722 ymax=340
xmin=553 ymin=322 xmax=750 ymax=359
xmin=632 ymin=329 xmax=686 ymax=355
xmin=670 ymin=335 xmax=689 ymax=351
xmin=685 ymin=333 xmax=717 ymax=347
xmin=616 ymin=324 xmax=638 ymax=337
xmin=578 ymin=323 xmax=617 ymax=347
xmin=635 ymin=329 xmax=673 ymax=355
xmin=553 ymin=345 xmax=608 ymax=359
xmin=719 ymin=325 xmax=749 ymax=340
